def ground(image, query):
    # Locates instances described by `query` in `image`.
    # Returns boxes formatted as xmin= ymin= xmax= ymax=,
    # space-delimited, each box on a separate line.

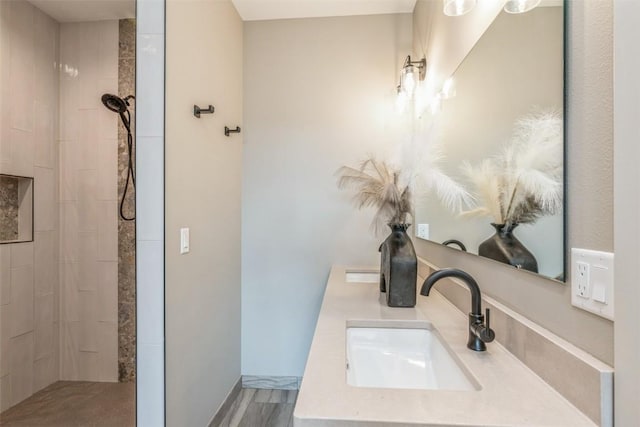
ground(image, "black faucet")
xmin=420 ymin=268 xmax=495 ymax=351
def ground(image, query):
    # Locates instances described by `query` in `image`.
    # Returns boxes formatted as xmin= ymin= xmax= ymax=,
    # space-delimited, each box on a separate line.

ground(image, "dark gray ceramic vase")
xmin=379 ymin=223 xmax=417 ymax=308
xmin=478 ymin=223 xmax=538 ymax=273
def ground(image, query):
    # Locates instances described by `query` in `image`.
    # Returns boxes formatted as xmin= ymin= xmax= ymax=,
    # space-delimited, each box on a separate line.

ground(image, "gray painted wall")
xmin=165 ymin=0 xmax=243 ymax=424
xmin=242 ymin=14 xmax=413 ymax=377
xmin=413 ymin=0 xmax=614 ymax=365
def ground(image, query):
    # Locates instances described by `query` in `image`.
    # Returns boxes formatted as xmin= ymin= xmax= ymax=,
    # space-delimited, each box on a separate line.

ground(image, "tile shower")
xmin=0 ymin=0 xmax=136 ymax=415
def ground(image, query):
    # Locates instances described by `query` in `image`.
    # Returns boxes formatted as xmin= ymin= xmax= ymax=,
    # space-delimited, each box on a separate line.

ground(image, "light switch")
xmin=180 ymin=228 xmax=190 ymax=254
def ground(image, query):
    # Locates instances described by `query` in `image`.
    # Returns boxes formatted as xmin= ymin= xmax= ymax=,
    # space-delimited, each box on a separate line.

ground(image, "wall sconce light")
xmin=503 ymin=0 xmax=541 ymax=14
xmin=398 ymin=55 xmax=426 ymax=98
xmin=443 ymin=0 xmax=477 ymax=17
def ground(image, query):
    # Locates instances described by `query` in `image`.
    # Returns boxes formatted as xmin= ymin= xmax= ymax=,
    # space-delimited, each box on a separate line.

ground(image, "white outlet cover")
xmin=416 ymin=224 xmax=429 ymax=240
xmin=571 ymin=248 xmax=614 ymax=320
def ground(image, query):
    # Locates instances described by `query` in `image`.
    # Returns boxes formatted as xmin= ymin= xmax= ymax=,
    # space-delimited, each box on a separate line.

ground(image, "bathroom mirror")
xmin=414 ymin=4 xmax=565 ymax=281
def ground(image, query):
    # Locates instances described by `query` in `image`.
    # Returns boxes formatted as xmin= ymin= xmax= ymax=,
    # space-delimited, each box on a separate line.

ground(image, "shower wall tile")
xmin=8 ymin=0 xmax=35 ymax=134
xmin=9 ymin=331 xmax=34 ymax=406
xmin=58 ymin=19 xmax=119 ymax=385
xmin=34 ymin=102 xmax=55 ymax=169
xmin=98 ymin=321 xmax=118 ymax=381
xmin=9 ymin=242 xmax=33 ymax=269
xmin=9 ymin=265 xmax=34 ymax=338
xmin=0 ymin=246 xmax=10 ymax=305
xmin=97 ymin=139 xmax=118 ymax=201
xmin=5 ymin=129 xmax=34 ymax=178
xmin=0 ymin=374 xmax=10 ymax=412
xmin=98 ymin=201 xmax=118 ymax=261
xmin=0 ymin=306 xmax=9 ymax=376
xmin=33 ymin=353 xmax=56 ymax=393
xmin=59 ymin=202 xmax=78 ymax=262
xmin=97 ymin=262 xmax=118 ymax=323
xmin=34 ymin=293 xmax=54 ymax=360
xmin=34 ymin=231 xmax=56 ymax=296
xmin=77 ymin=170 xmax=97 ymax=202
xmin=78 ymin=201 xmax=98 ymax=232
xmin=61 ymin=263 xmax=80 ymax=322
xmin=34 ymin=166 xmax=55 ymax=232
xmin=78 ymin=350 xmax=99 ymax=381
xmin=59 ymin=142 xmax=78 ymax=201
xmin=61 ymin=321 xmax=80 ymax=379
xmin=0 ymin=0 xmax=60 ymax=409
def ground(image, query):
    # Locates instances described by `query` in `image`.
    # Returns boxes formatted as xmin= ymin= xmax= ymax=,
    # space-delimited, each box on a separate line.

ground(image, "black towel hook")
xmin=225 ymin=126 xmax=241 ymax=137
xmin=194 ymin=104 xmax=215 ymax=118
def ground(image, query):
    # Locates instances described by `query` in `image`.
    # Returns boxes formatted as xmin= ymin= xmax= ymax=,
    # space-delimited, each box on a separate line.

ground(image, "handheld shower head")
xmin=101 ymin=94 xmax=130 ymax=114
xmin=100 ymin=93 xmax=136 ymax=221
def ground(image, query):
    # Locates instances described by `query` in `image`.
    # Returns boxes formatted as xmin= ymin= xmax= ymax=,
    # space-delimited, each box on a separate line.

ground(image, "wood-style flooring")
xmin=0 ymin=383 xmax=295 ymax=427
xmin=0 ymin=381 xmax=135 ymax=427
xmin=214 ymin=388 xmax=298 ymax=427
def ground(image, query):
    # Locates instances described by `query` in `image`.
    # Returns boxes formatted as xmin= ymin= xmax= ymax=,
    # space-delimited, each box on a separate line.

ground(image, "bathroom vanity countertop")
xmin=293 ymin=266 xmax=596 ymax=427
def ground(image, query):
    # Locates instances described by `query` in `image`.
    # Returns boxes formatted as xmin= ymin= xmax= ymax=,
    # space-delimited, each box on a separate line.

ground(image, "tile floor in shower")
xmin=0 ymin=381 xmax=135 ymax=426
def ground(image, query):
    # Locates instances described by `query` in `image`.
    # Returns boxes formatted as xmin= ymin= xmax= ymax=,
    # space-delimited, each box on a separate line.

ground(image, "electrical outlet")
xmin=416 ymin=224 xmax=429 ymax=240
xmin=576 ymin=261 xmax=590 ymax=298
xmin=571 ymin=248 xmax=614 ymax=320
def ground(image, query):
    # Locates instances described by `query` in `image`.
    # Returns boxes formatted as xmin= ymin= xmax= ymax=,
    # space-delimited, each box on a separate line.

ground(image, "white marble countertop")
xmin=293 ymin=266 xmax=596 ymax=427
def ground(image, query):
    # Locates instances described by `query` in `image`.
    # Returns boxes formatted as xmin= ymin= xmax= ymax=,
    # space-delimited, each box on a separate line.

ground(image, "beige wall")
xmin=0 ymin=0 xmax=60 ymax=410
xmin=613 ymin=0 xmax=640 ymax=424
xmin=242 ymin=13 xmax=413 ymax=377
xmin=412 ymin=0 xmax=614 ymax=365
xmin=58 ymin=20 xmax=120 ymax=383
xmin=165 ymin=0 xmax=243 ymax=425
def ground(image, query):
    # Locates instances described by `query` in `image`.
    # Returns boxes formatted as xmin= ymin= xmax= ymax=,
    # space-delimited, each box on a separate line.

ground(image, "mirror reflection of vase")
xmin=379 ymin=223 xmax=417 ymax=307
xmin=479 ymin=223 xmax=538 ymax=273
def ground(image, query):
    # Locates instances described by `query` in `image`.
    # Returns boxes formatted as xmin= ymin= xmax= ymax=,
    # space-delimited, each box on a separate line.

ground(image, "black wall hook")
xmin=225 ymin=126 xmax=241 ymax=137
xmin=194 ymin=104 xmax=215 ymax=118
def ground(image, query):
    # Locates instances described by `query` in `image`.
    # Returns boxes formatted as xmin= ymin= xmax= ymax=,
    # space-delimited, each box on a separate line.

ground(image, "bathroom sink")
xmin=346 ymin=325 xmax=478 ymax=391
xmin=345 ymin=270 xmax=379 ymax=283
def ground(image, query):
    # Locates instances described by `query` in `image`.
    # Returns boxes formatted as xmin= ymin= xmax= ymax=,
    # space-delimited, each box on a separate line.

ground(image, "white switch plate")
xmin=180 ymin=228 xmax=190 ymax=254
xmin=416 ymin=224 xmax=429 ymax=240
xmin=571 ymin=248 xmax=614 ymax=320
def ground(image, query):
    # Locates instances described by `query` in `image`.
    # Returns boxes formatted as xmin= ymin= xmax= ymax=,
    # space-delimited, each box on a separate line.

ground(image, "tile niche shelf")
xmin=0 ymin=174 xmax=34 ymax=244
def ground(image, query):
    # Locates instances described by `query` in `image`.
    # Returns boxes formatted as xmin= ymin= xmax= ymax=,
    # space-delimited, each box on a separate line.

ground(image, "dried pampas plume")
xmin=336 ymin=158 xmax=412 ymax=233
xmin=461 ymin=111 xmax=563 ymax=225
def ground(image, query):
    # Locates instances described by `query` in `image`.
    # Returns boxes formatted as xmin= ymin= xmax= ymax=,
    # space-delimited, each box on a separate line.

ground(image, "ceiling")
xmin=28 ymin=0 xmax=134 ymax=23
xmin=231 ymin=0 xmax=417 ymax=21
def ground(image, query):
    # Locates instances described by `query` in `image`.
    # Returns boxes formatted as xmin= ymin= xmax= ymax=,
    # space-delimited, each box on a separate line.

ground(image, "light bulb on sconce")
xmin=397 ymin=55 xmax=426 ymax=98
xmin=395 ymin=85 xmax=408 ymax=114
xmin=401 ymin=67 xmax=417 ymax=96
xmin=443 ymin=0 xmax=477 ymax=17
xmin=503 ymin=0 xmax=541 ymax=14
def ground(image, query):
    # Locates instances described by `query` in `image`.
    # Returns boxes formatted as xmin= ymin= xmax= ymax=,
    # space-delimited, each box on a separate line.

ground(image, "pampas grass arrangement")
xmin=461 ymin=112 xmax=563 ymax=225
xmin=336 ymin=158 xmax=412 ymax=233
xmin=336 ymin=129 xmax=472 ymax=233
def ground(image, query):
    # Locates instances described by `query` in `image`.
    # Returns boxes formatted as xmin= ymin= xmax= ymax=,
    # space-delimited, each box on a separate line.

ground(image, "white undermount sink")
xmin=346 ymin=324 xmax=479 ymax=391
xmin=345 ymin=270 xmax=379 ymax=283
